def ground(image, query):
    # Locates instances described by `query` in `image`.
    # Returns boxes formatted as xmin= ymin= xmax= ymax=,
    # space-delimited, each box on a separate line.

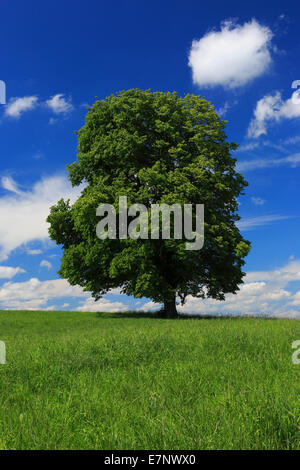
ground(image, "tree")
xmin=47 ymin=89 xmax=250 ymax=317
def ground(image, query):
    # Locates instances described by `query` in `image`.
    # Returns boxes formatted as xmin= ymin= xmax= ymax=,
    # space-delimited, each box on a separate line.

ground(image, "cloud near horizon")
xmin=0 ymin=259 xmax=298 ymax=317
xmin=0 ymin=277 xmax=129 ymax=312
xmin=148 ymin=259 xmax=300 ymax=318
xmin=0 ymin=277 xmax=86 ymax=310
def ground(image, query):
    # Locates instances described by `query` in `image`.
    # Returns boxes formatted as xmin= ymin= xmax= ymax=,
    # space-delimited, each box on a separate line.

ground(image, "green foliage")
xmin=47 ymin=89 xmax=250 ymax=308
xmin=0 ymin=310 xmax=299 ymax=450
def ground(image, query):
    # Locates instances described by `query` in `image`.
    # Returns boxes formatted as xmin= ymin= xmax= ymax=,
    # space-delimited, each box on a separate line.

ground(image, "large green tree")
xmin=47 ymin=89 xmax=250 ymax=317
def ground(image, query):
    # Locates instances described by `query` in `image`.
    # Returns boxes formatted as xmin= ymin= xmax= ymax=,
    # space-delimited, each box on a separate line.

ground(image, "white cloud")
xmin=0 ymin=174 xmax=84 ymax=260
xmin=0 ymin=299 xmax=56 ymax=310
xmin=0 ymin=266 xmax=25 ymax=279
xmin=251 ymin=197 xmax=265 ymax=206
xmin=245 ymin=260 xmax=300 ymax=284
xmin=1 ymin=261 xmax=299 ymax=317
xmin=27 ymin=249 xmax=42 ymax=255
xmin=1 ymin=176 xmax=22 ymax=194
xmin=237 ymin=141 xmax=260 ymax=153
xmin=237 ymin=153 xmax=300 ymax=172
xmin=237 ymin=214 xmax=292 ymax=230
xmin=176 ymin=259 xmax=300 ymax=318
xmin=248 ymin=90 xmax=300 ymax=138
xmin=5 ymin=96 xmax=38 ymax=118
xmin=46 ymin=94 xmax=73 ymax=114
xmin=288 ymin=291 xmax=300 ymax=307
xmin=236 ymin=139 xmax=289 ymax=154
xmin=0 ymin=277 xmax=86 ymax=310
xmin=40 ymin=259 xmax=52 ymax=270
xmin=188 ymin=19 xmax=273 ymax=88
xmin=0 ymin=276 xmax=128 ymax=312
xmin=3 ymin=93 xmax=74 ymax=121
xmin=141 ymin=300 xmax=161 ymax=312
xmin=76 ymin=297 xmax=129 ymax=312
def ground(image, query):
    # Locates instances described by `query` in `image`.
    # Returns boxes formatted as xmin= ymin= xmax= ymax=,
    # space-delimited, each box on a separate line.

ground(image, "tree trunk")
xmin=163 ymin=296 xmax=178 ymax=318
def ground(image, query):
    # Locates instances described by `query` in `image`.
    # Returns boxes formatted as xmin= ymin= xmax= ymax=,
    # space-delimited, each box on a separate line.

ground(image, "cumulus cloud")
xmin=137 ymin=260 xmax=300 ymax=319
xmin=175 ymin=259 xmax=300 ymax=318
xmin=288 ymin=291 xmax=300 ymax=307
xmin=0 ymin=174 xmax=84 ymax=261
xmin=0 ymin=276 xmax=129 ymax=312
xmin=1 ymin=261 xmax=299 ymax=317
xmin=245 ymin=260 xmax=300 ymax=284
xmin=236 ymin=153 xmax=300 ymax=172
xmin=0 ymin=277 xmax=85 ymax=310
xmin=0 ymin=266 xmax=25 ymax=279
xmin=140 ymin=300 xmax=161 ymax=312
xmin=188 ymin=19 xmax=273 ymax=88
xmin=5 ymin=96 xmax=38 ymax=118
xmin=76 ymin=297 xmax=129 ymax=312
xmin=3 ymin=93 xmax=74 ymax=120
xmin=40 ymin=259 xmax=52 ymax=270
xmin=46 ymin=94 xmax=73 ymax=114
xmin=248 ymin=89 xmax=300 ymax=138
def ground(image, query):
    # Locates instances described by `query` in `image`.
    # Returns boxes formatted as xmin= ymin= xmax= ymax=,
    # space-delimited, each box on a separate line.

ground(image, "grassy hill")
xmin=0 ymin=310 xmax=299 ymax=450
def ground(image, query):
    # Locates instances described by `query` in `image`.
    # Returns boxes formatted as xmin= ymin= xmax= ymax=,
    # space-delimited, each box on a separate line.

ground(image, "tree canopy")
xmin=47 ymin=89 xmax=250 ymax=316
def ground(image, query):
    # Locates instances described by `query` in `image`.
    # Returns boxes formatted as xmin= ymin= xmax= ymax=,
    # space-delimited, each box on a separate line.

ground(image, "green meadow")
xmin=0 ymin=310 xmax=299 ymax=450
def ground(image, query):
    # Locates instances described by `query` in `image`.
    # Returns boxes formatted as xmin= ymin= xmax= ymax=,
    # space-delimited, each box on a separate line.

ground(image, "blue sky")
xmin=0 ymin=0 xmax=300 ymax=316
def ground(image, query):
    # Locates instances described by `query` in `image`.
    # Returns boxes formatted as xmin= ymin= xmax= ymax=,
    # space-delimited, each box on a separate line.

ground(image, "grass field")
xmin=0 ymin=310 xmax=299 ymax=450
